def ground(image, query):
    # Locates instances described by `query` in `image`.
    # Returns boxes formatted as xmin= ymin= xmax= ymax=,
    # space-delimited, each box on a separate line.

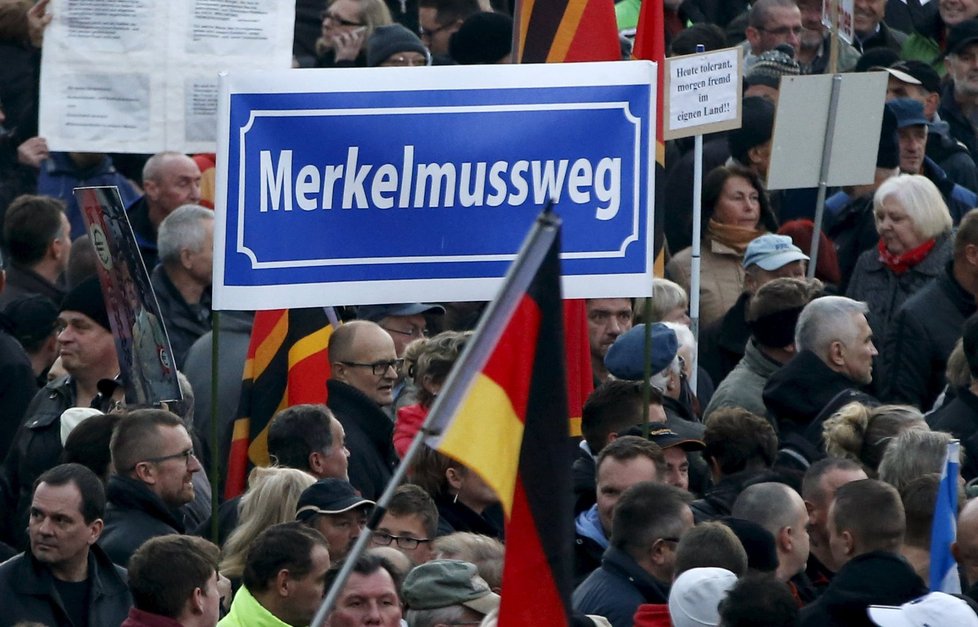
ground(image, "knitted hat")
xmin=60 ymin=275 xmax=111 ymax=332
xmin=367 ymin=24 xmax=429 ymax=67
xmin=449 ymin=12 xmax=513 ymax=65
xmin=4 ymin=295 xmax=60 ymax=348
xmin=744 ymin=44 xmax=800 ymax=89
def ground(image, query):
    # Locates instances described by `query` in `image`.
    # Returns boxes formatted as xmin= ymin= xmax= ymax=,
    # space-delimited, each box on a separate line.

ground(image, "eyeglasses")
xmin=340 ymin=359 xmax=404 ymax=376
xmin=382 ymin=325 xmax=428 ymax=339
xmin=321 ymin=10 xmax=363 ymax=26
xmin=419 ymin=21 xmax=452 ymax=39
xmin=758 ymin=25 xmax=803 ymax=36
xmin=372 ymin=531 xmax=431 ymax=549
xmin=132 ymin=447 xmax=196 ymax=470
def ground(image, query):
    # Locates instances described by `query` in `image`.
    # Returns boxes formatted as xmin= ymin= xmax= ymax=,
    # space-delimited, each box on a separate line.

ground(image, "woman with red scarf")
xmin=847 ymin=174 xmax=953 ymax=368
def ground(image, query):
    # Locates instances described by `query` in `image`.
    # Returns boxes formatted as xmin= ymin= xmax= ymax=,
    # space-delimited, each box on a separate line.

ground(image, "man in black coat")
xmin=884 ymin=209 xmax=978 ymax=410
xmin=573 ymin=482 xmax=694 ymax=627
xmin=0 ymin=463 xmax=131 ymax=626
xmin=800 ymin=479 xmax=926 ymax=627
xmin=326 ymin=320 xmax=399 ymax=500
xmin=929 ymin=313 xmax=978 ymax=480
xmin=99 ymin=408 xmax=201 ymax=566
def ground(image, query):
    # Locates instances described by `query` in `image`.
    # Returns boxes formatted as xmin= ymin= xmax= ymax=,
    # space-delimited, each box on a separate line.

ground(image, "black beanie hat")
xmin=367 ymin=24 xmax=429 ymax=67
xmin=449 ymin=12 xmax=514 ymax=65
xmin=728 ymin=96 xmax=776 ymax=164
xmin=60 ymin=275 xmax=111 ymax=332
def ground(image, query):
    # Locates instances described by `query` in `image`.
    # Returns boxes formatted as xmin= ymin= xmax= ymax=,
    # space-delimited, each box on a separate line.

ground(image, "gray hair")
xmin=142 ymin=151 xmax=191 ymax=183
xmin=873 ymin=174 xmax=953 ymax=241
xmin=650 ymin=355 xmax=682 ymax=391
xmin=878 ymin=429 xmax=951 ymax=493
xmin=406 ymin=604 xmax=474 ymax=627
xmin=648 ymin=279 xmax=688 ymax=321
xmin=749 ymin=0 xmax=800 ymax=29
xmin=157 ymin=204 xmax=213 ymax=265
xmin=795 ymin=296 xmax=869 ymax=354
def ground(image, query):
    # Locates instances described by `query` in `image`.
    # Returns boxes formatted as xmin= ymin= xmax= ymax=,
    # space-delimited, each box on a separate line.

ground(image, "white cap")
xmin=869 ymin=592 xmax=978 ymax=627
xmin=668 ymin=567 xmax=738 ymax=627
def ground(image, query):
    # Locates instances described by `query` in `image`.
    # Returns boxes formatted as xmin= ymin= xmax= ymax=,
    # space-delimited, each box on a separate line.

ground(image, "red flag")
xmin=633 ymin=0 xmax=667 ymax=275
xmin=224 ymin=308 xmax=333 ymax=498
xmin=563 ymin=299 xmax=592 ymax=438
xmin=515 ymin=0 xmax=620 ymax=63
xmin=430 ymin=222 xmax=572 ymax=626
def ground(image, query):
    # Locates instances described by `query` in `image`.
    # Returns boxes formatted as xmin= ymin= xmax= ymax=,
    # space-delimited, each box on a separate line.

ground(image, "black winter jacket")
xmin=326 ymin=379 xmax=397 ymax=500
xmin=0 ymin=545 xmax=131 ymax=627
xmin=99 ymin=475 xmax=186 ymax=567
xmin=882 ymin=262 xmax=977 ymax=410
xmin=799 ymin=551 xmax=927 ymax=627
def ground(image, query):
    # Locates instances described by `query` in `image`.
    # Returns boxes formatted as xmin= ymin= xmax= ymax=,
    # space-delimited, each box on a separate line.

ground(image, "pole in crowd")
xmin=311 ymin=206 xmax=569 ymax=626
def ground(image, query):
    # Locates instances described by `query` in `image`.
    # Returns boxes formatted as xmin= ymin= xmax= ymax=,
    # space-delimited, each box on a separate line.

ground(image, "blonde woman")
xmin=315 ymin=0 xmax=393 ymax=66
xmin=219 ymin=467 xmax=316 ymax=591
xmin=822 ymin=402 xmax=927 ymax=476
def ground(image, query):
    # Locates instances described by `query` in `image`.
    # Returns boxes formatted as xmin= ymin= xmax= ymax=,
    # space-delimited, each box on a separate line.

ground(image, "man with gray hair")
xmin=128 ymin=151 xmax=203 ymax=270
xmin=153 ymin=204 xmax=214 ymax=368
xmin=763 ymin=296 xmax=878 ymax=442
xmin=742 ymin=0 xmax=804 ymax=69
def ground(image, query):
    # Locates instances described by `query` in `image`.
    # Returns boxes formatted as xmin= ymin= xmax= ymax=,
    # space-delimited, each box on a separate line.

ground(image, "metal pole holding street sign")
xmin=662 ymin=45 xmax=743 ymax=395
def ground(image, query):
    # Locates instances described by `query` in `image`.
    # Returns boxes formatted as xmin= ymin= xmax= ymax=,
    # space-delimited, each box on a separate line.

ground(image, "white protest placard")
xmin=39 ymin=0 xmax=294 ymax=154
xmin=822 ymin=0 xmax=855 ymax=44
xmin=662 ymin=47 xmax=742 ymax=140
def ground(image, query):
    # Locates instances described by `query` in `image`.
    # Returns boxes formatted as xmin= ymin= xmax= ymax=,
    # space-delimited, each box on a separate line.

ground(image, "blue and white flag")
xmin=930 ymin=439 xmax=961 ymax=593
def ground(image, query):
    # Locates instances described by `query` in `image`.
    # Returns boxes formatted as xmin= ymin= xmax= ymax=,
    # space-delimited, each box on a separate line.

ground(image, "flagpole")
xmin=310 ymin=207 xmax=561 ymax=627
xmin=210 ymin=310 xmax=221 ymax=543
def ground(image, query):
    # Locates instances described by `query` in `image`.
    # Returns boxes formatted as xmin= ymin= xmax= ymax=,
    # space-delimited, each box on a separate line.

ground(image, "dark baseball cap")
xmin=946 ymin=19 xmax=978 ymax=57
xmin=887 ymin=98 xmax=929 ymax=129
xmin=295 ymin=479 xmax=374 ymax=521
xmin=889 ymin=60 xmax=941 ymax=94
xmin=356 ymin=303 xmax=445 ymax=322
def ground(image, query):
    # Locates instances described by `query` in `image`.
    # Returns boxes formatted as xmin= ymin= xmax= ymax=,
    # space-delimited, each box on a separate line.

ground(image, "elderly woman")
xmin=315 ymin=0 xmax=392 ymax=67
xmin=846 ymin=174 xmax=953 ymax=346
xmin=666 ymin=164 xmax=777 ymax=327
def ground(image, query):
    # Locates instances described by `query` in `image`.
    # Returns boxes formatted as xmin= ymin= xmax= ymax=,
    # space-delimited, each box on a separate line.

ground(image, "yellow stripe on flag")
xmin=289 ymin=326 xmax=333 ymax=366
xmin=548 ymin=2 xmax=586 ymax=62
xmin=253 ymin=312 xmax=289 ymax=379
xmin=436 ymin=374 xmax=525 ymax=517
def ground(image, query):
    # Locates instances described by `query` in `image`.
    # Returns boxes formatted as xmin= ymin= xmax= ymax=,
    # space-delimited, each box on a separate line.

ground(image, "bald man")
xmin=732 ymin=482 xmax=811 ymax=595
xmin=953 ymin=499 xmax=978 ymax=596
xmin=327 ymin=321 xmax=400 ymax=499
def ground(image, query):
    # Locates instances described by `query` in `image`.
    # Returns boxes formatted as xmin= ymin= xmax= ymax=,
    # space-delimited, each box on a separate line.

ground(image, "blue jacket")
xmin=572 ymin=546 xmax=669 ymax=627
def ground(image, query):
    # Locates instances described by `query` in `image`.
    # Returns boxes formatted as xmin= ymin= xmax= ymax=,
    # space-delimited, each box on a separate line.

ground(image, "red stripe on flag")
xmin=481 ymin=295 xmax=541 ymax=422
xmin=499 ymin=477 xmax=570 ymax=625
xmin=563 ymin=0 xmax=620 ymax=62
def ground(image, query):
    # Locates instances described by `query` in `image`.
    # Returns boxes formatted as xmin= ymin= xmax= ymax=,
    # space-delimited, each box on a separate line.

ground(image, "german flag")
xmin=224 ymin=308 xmax=334 ymax=498
xmin=515 ymin=0 xmax=620 ymax=62
xmin=563 ymin=300 xmax=592 ymax=439
xmin=429 ymin=217 xmax=573 ymax=626
xmin=632 ymin=0 xmax=667 ymax=275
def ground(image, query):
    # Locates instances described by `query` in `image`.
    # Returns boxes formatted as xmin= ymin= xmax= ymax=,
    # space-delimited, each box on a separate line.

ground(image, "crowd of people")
xmin=8 ymin=0 xmax=978 ymax=625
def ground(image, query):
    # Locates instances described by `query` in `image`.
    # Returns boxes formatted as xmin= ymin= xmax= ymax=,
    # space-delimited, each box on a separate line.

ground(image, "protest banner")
xmin=662 ymin=46 xmax=742 ymax=140
xmin=213 ymin=61 xmax=657 ymax=310
xmin=75 ymin=186 xmax=182 ymax=405
xmin=39 ymin=0 xmax=294 ymax=153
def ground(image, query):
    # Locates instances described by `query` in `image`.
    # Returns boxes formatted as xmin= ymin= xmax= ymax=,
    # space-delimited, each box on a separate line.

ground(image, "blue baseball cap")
xmin=743 ymin=234 xmax=809 ymax=271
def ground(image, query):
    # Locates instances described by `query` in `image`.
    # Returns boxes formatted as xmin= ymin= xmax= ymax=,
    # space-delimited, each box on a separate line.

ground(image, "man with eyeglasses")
xmin=99 ymin=408 xmax=202 ymax=566
xmin=327 ymin=320 xmax=402 ymax=499
xmin=357 ymin=302 xmax=444 ymax=411
xmin=417 ymin=0 xmax=480 ymax=60
xmin=372 ymin=483 xmax=437 ymax=564
xmin=742 ymin=0 xmax=803 ymax=70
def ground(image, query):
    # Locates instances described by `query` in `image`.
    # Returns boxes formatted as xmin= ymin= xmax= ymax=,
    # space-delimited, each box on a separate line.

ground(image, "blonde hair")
xmin=219 ymin=467 xmax=316 ymax=579
xmin=315 ymin=0 xmax=393 ymax=56
xmin=822 ymin=402 xmax=927 ymax=475
xmin=410 ymin=331 xmax=471 ymax=408
xmin=644 ymin=279 xmax=688 ymax=323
